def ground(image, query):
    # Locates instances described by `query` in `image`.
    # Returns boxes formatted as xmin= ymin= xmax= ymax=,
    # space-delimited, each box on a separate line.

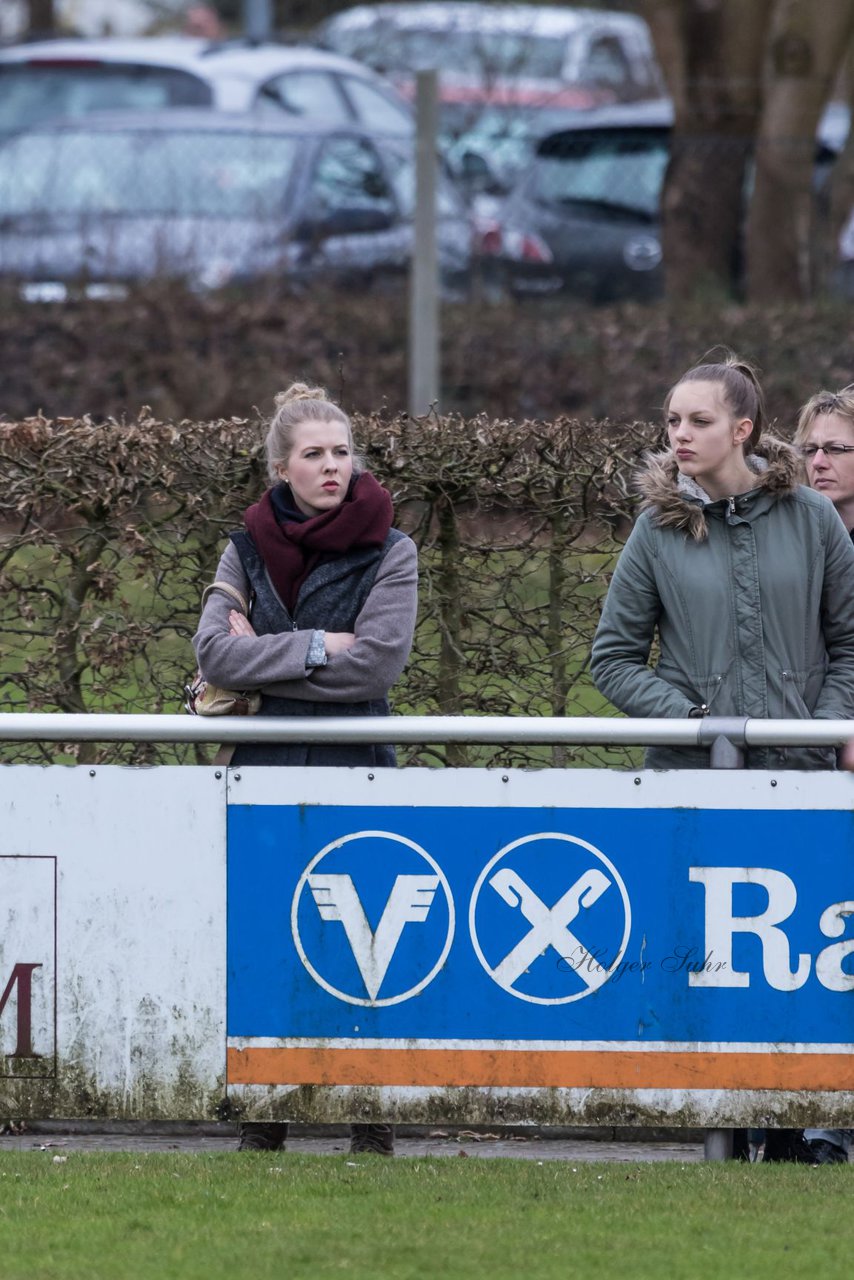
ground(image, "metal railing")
xmin=0 ymin=713 xmax=851 ymax=748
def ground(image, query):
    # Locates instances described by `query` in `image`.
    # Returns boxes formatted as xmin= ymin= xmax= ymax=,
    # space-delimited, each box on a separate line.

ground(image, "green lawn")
xmin=0 ymin=1152 xmax=850 ymax=1279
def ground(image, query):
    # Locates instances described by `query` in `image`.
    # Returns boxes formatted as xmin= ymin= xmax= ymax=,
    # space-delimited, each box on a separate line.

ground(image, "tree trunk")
xmin=639 ymin=0 xmax=775 ymax=301
xmin=746 ymin=0 xmax=854 ymax=302
xmin=636 ymin=0 xmax=688 ymax=114
xmin=27 ymin=0 xmax=55 ymax=37
xmin=823 ymin=48 xmax=854 ymax=295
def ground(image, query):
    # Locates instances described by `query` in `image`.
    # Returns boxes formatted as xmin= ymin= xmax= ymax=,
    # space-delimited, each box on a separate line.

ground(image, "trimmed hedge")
xmin=0 ymin=409 xmax=660 ymax=768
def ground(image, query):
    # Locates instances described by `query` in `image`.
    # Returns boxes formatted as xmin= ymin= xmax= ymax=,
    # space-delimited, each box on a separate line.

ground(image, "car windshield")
xmin=0 ymin=129 xmax=300 ymax=219
xmin=532 ymin=128 xmax=668 ymax=217
xmin=0 ymin=64 xmax=212 ymax=134
xmin=460 ymin=105 xmax=587 ymax=140
xmin=331 ymin=27 xmax=566 ymax=79
xmin=449 ymin=105 xmax=586 ymax=162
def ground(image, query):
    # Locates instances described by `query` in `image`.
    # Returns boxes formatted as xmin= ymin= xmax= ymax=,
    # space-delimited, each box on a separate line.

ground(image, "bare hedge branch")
xmin=0 ymin=411 xmax=660 ymax=769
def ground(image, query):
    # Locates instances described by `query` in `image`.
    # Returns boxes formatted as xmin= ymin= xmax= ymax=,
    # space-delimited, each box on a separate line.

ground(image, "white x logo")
xmin=488 ymin=867 xmax=611 ymax=990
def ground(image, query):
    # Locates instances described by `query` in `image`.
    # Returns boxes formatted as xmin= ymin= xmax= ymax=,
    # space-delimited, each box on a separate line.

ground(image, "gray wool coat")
xmin=192 ymin=531 xmax=417 ymax=765
xmin=590 ymin=436 xmax=854 ymax=769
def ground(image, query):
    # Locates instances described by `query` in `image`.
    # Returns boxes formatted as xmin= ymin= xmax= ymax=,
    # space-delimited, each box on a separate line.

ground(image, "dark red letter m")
xmin=0 ymin=964 xmax=42 ymax=1058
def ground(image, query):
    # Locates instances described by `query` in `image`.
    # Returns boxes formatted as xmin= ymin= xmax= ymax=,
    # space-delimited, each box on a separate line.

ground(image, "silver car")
xmin=0 ymin=36 xmax=414 ymax=138
xmin=0 ymin=110 xmax=471 ymax=299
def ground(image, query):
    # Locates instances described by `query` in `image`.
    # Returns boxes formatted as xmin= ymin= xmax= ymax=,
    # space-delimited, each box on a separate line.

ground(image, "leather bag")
xmin=184 ymin=581 xmax=261 ymax=717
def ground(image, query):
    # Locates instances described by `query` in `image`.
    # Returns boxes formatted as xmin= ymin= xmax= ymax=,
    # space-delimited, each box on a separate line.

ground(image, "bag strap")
xmin=201 ymin=580 xmax=250 ymax=613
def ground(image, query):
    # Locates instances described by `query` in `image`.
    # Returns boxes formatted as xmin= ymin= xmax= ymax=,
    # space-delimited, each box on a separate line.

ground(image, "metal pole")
xmin=702 ymin=715 xmax=747 ymax=1160
xmin=700 ymin=717 xmax=748 ymax=769
xmin=243 ymin=0 xmax=272 ymax=44
xmin=703 ymin=1130 xmax=733 ymax=1161
xmin=0 ymin=713 xmax=710 ymax=745
xmin=409 ymin=68 xmax=439 ymax=417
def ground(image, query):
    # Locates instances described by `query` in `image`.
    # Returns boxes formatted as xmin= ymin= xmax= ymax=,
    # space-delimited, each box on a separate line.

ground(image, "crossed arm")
xmin=192 ymin=536 xmax=418 ymax=703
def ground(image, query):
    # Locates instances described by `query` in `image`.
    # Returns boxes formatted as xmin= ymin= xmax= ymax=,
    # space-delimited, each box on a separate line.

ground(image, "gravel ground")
xmin=0 ymin=1125 xmax=706 ymax=1163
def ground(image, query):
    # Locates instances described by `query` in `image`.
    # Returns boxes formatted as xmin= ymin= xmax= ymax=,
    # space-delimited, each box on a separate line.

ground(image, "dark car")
xmin=476 ymin=99 xmax=671 ymax=302
xmin=476 ymin=97 xmax=851 ymax=304
xmin=0 ymin=110 xmax=470 ymax=298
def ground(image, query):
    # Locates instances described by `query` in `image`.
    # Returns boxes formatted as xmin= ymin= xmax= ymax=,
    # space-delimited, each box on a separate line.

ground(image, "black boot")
xmin=805 ymin=1138 xmax=848 ymax=1165
xmin=349 ymin=1123 xmax=395 ymax=1155
xmin=731 ymin=1128 xmax=752 ymax=1160
xmin=237 ymin=1121 xmax=289 ymax=1151
xmin=762 ymin=1129 xmax=813 ymax=1163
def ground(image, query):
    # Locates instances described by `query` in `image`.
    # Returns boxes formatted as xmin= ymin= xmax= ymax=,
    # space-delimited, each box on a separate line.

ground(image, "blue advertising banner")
xmin=226 ymin=769 xmax=854 ymax=1105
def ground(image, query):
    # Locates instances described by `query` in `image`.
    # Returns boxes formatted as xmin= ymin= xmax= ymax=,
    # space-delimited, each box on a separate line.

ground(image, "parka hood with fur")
xmin=636 ymin=434 xmax=803 ymax=541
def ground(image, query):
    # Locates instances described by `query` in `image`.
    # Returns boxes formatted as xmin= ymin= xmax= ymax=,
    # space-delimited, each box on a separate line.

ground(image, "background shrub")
xmin=1 ymin=286 xmax=853 ymax=427
xmin=0 ymin=410 xmax=660 ymax=769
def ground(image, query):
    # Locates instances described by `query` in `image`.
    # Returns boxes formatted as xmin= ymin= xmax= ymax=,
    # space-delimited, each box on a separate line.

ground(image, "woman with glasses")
xmin=796 ymin=387 xmax=854 ymax=537
xmin=796 ymin=387 xmax=854 ymax=1166
xmin=591 ymin=353 xmax=854 ymax=771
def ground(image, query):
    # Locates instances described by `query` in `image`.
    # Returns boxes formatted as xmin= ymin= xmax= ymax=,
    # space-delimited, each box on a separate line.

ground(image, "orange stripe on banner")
xmin=227 ymin=1047 xmax=854 ymax=1091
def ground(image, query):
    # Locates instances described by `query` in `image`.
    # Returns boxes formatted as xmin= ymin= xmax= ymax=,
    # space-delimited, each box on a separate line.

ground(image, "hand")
xmin=324 ymin=631 xmax=355 ymax=656
xmin=841 ymin=740 xmax=854 ymax=771
xmin=228 ymin=609 xmax=256 ymax=638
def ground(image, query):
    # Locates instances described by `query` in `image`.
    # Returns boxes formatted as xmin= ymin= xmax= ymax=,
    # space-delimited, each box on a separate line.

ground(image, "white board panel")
xmin=0 ymin=766 xmax=226 ymax=1118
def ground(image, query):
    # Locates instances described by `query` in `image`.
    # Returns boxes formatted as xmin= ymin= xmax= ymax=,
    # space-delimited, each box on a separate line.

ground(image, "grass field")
xmin=1 ymin=1152 xmax=850 ymax=1280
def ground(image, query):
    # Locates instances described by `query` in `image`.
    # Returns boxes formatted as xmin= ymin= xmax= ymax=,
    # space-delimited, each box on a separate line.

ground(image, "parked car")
xmin=0 ymin=36 xmax=414 ymax=139
xmin=313 ymin=3 xmax=665 ymax=139
xmin=0 ymin=111 xmax=471 ymax=299
xmin=477 ymin=98 xmax=850 ymax=303
xmin=476 ymin=99 xmax=672 ymax=303
xmin=445 ymin=102 xmax=593 ymax=197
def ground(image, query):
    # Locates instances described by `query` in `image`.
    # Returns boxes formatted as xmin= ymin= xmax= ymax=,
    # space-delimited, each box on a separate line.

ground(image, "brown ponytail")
xmin=665 ymin=350 xmax=766 ymax=452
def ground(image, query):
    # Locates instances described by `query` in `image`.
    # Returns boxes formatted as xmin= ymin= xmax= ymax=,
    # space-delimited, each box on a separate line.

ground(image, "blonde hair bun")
xmin=274 ymin=382 xmax=328 ymax=408
xmin=264 ymin=382 xmax=361 ymax=482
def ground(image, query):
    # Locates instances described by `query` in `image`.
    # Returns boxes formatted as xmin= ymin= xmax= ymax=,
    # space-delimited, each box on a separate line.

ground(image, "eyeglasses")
xmin=800 ymin=443 xmax=854 ymax=458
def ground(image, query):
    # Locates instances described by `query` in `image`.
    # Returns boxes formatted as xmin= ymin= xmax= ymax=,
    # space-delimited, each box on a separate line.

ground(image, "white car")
xmin=314 ymin=3 xmax=665 ymax=136
xmin=0 ymin=35 xmax=415 ymax=138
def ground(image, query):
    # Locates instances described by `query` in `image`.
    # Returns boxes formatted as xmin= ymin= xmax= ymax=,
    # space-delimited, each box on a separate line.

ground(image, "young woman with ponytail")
xmin=591 ymin=353 xmax=854 ymax=1162
xmin=591 ymin=352 xmax=854 ymax=771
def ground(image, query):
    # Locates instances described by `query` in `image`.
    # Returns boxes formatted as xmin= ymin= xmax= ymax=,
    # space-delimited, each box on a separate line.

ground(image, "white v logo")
xmin=309 ymin=874 xmax=439 ymax=1000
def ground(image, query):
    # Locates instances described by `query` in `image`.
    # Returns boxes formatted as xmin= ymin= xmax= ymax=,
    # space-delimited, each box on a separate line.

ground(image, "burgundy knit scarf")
xmin=243 ymin=471 xmax=393 ymax=612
